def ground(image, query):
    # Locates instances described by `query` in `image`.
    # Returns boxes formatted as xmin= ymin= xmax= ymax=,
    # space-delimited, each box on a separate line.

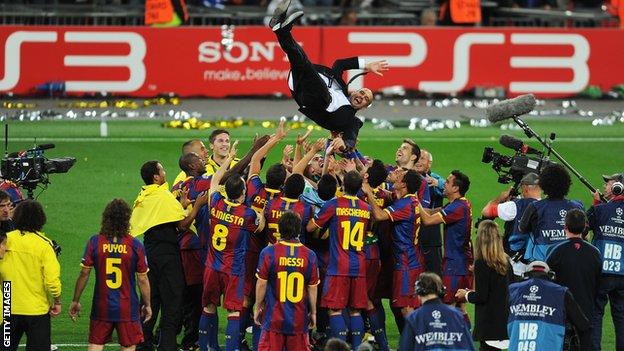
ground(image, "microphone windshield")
xmin=486 ymin=94 xmax=536 ymax=123
xmin=499 ymin=134 xmax=524 ymax=151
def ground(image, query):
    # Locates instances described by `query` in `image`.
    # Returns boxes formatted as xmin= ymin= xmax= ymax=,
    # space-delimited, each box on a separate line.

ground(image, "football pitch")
xmin=6 ymin=118 xmax=623 ymax=349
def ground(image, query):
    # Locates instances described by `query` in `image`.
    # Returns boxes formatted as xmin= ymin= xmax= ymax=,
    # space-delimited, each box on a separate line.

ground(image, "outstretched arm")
xmin=248 ymin=121 xmax=287 ymax=180
xmin=292 ymin=138 xmax=325 ymax=175
xmin=221 ymin=135 xmax=270 ymax=185
xmin=210 ymin=141 xmax=239 ymax=197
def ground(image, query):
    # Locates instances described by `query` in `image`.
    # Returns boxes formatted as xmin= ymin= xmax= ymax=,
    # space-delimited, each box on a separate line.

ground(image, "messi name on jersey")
xmin=211 ymin=207 xmax=244 ymax=226
xmin=279 ymin=256 xmax=305 ymax=267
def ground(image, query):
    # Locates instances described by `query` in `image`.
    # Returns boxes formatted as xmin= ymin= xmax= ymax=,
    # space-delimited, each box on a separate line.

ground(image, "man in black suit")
xmin=269 ymin=0 xmax=388 ymax=151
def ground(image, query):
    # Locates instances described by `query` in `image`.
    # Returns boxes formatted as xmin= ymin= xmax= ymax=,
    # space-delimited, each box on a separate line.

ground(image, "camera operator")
xmin=0 ymin=199 xmax=61 ymax=351
xmin=546 ymin=209 xmax=601 ymax=350
xmin=519 ymin=164 xmax=584 ymax=262
xmin=507 ymin=261 xmax=590 ymax=351
xmin=482 ymin=173 xmax=542 ymax=272
xmin=591 ymin=173 xmax=622 ymax=205
xmin=0 ymin=190 xmax=15 ymax=236
xmin=586 ymin=172 xmax=624 ymax=351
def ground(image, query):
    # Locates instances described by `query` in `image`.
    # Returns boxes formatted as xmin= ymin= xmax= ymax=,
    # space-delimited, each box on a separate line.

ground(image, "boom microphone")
xmin=499 ymin=135 xmax=542 ymax=155
xmin=34 ymin=143 xmax=55 ymax=151
xmin=486 ymin=94 xmax=536 ymax=123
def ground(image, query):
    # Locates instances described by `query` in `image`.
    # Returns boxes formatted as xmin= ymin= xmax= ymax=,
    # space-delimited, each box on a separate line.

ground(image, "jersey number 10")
xmin=277 ymin=271 xmax=304 ymax=303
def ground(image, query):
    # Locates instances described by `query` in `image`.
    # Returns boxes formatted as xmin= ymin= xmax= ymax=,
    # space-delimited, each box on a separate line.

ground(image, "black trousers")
xmin=141 ymin=253 xmax=186 ymax=351
xmin=422 ymin=245 xmax=443 ymax=277
xmin=1 ymin=314 xmax=50 ymax=351
xmin=275 ymin=28 xmax=330 ymax=110
xmin=180 ymin=283 xmax=203 ymax=348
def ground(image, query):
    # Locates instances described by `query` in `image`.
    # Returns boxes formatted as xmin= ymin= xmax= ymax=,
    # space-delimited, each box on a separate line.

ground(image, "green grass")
xmin=5 ymin=119 xmax=622 ymax=349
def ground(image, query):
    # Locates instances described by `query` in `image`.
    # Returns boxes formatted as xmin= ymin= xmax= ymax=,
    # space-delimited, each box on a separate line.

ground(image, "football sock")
xmin=199 ymin=311 xmax=219 ymax=351
xmin=225 ymin=315 xmax=241 ymax=351
xmin=350 ymin=314 xmax=364 ymax=349
xmin=368 ymin=308 xmax=390 ymax=351
xmin=329 ymin=314 xmax=348 ymax=342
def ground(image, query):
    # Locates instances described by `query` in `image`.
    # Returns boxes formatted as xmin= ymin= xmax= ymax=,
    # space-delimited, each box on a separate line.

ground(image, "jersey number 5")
xmin=106 ymin=258 xmax=122 ymax=289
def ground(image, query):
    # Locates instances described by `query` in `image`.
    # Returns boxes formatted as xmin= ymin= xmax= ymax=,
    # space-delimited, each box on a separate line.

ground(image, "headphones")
xmin=612 ymin=175 xmax=624 ymax=196
xmin=522 ymin=265 xmax=556 ymax=281
xmin=415 ymin=278 xmax=446 ymax=299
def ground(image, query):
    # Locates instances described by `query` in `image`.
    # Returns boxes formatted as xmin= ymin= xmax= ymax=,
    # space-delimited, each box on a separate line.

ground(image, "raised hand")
xmin=296 ymin=129 xmax=313 ymax=145
xmin=365 ymin=60 xmax=389 ymax=76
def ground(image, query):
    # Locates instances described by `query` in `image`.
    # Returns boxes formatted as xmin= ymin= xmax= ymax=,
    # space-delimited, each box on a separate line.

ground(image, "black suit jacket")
xmin=297 ymin=57 xmax=363 ymax=149
xmin=467 ymin=259 xmax=514 ymax=341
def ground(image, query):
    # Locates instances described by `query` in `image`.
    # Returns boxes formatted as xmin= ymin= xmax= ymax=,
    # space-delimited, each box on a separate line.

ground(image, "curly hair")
xmin=101 ymin=199 xmax=132 ymax=239
xmin=13 ymin=199 xmax=46 ymax=233
xmin=539 ymin=163 xmax=571 ymax=199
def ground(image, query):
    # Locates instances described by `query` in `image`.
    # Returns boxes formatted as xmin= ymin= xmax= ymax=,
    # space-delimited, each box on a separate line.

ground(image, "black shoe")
xmin=269 ymin=0 xmax=291 ymax=31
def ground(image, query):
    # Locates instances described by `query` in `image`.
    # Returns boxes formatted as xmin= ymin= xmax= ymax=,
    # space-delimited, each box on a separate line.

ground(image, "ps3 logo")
xmin=0 ymin=31 xmax=146 ymax=92
xmin=347 ymin=32 xmax=589 ymax=94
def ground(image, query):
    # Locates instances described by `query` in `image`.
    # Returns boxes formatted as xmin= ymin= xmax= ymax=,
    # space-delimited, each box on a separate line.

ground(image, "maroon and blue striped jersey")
xmin=181 ymin=174 xmax=213 ymax=250
xmin=246 ymin=174 xmax=281 ymax=253
xmin=440 ymin=197 xmax=474 ymax=276
xmin=384 ymin=194 xmax=425 ymax=271
xmin=256 ymin=241 xmax=319 ymax=334
xmin=206 ymin=192 xmax=260 ymax=276
xmin=246 ymin=174 xmax=281 ymax=212
xmin=264 ymin=196 xmax=314 ymax=244
xmin=80 ymin=233 xmax=148 ymax=322
xmin=312 ymin=195 xmax=371 ymax=277
xmin=358 ymin=187 xmax=393 ymax=260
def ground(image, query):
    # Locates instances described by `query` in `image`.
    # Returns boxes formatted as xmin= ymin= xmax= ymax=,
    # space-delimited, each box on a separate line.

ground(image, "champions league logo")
xmin=610 ymin=207 xmax=624 ymax=225
xmin=429 ymin=310 xmax=447 ymax=329
xmin=556 ymin=209 xmax=567 ymax=226
xmin=432 ymin=310 xmax=442 ymax=320
xmin=523 ymin=285 xmax=542 ymax=302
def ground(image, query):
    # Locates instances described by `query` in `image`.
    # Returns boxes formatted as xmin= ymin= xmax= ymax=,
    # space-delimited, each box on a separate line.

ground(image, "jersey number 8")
xmin=212 ymin=224 xmax=229 ymax=251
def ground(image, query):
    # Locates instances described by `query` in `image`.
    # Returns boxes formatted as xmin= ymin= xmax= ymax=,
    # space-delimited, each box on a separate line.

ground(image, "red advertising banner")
xmin=0 ymin=25 xmax=623 ymax=97
xmin=321 ymin=27 xmax=624 ymax=97
xmin=0 ymin=26 xmax=320 ymax=97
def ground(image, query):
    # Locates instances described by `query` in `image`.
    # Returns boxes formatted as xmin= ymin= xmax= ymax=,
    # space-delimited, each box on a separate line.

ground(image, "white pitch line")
xmin=6 ymin=137 xmax=624 ymax=142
